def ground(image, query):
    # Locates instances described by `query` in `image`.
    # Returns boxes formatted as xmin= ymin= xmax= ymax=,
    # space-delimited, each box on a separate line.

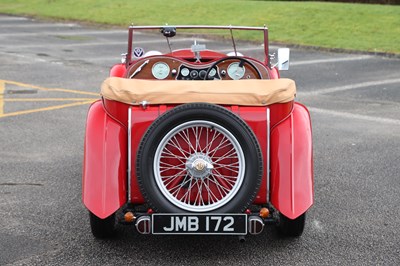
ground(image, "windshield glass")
xmin=128 ymin=26 xmax=269 ymax=64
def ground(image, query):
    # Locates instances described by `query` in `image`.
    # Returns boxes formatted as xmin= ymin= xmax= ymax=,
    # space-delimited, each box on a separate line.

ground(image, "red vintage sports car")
xmin=82 ymin=25 xmax=313 ymax=239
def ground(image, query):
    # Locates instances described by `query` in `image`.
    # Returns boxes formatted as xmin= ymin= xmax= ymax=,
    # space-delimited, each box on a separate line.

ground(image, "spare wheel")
xmin=136 ymin=103 xmax=262 ymax=213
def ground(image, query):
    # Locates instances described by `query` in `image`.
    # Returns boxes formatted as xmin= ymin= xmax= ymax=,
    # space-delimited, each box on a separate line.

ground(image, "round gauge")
xmin=227 ymin=62 xmax=245 ymax=80
xmin=190 ymin=70 xmax=198 ymax=79
xmin=181 ymin=67 xmax=190 ymax=77
xmin=208 ymin=68 xmax=217 ymax=78
xmin=152 ymin=62 xmax=170 ymax=80
xmin=199 ymin=70 xmax=207 ymax=79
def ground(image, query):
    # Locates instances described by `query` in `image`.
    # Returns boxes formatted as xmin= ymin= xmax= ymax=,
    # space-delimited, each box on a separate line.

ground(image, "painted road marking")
xmin=0 ymin=23 xmax=79 ymax=28
xmin=2 ymin=80 xmax=98 ymax=96
xmin=5 ymin=41 xmax=127 ymax=49
xmin=0 ymin=80 xmax=98 ymax=118
xmin=0 ymin=101 xmax=95 ymax=118
xmin=300 ymin=78 xmax=400 ymax=125
xmin=220 ymin=46 xmax=266 ymax=53
xmin=0 ymin=29 xmax=127 ymax=37
xmin=3 ymin=98 xmax=98 ymax=102
xmin=291 ymin=55 xmax=373 ymax=66
xmin=309 ymin=107 xmax=400 ymax=126
xmin=1 ymin=38 xmax=205 ymax=49
xmin=300 ymin=78 xmax=400 ymax=96
xmin=0 ymin=16 xmax=29 ymax=21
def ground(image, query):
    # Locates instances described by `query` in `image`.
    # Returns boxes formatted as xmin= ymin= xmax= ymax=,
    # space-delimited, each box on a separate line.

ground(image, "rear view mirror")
xmin=277 ymin=48 xmax=290 ymax=70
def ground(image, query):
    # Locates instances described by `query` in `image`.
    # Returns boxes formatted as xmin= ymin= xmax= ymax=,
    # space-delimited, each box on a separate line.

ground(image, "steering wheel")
xmin=205 ymin=56 xmax=262 ymax=80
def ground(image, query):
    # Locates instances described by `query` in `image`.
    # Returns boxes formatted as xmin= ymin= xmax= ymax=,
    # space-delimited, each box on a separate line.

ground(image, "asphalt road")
xmin=1 ymin=15 xmax=399 ymax=266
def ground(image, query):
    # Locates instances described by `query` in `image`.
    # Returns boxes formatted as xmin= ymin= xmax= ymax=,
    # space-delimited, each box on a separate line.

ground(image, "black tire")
xmin=277 ymin=212 xmax=306 ymax=237
xmin=89 ymin=212 xmax=116 ymax=239
xmin=136 ymin=103 xmax=263 ymax=213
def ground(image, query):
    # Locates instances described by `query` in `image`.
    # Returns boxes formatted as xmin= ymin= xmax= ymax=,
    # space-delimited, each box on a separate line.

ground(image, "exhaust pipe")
xmin=135 ymin=216 xmax=151 ymax=234
xmin=248 ymin=216 xmax=264 ymax=235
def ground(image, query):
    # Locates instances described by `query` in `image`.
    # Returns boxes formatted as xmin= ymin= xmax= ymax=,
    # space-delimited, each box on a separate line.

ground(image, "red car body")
xmin=82 ymin=25 xmax=313 ymax=238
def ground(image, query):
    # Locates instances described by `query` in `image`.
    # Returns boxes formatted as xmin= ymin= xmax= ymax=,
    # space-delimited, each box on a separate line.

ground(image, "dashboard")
xmin=126 ymin=56 xmax=270 ymax=80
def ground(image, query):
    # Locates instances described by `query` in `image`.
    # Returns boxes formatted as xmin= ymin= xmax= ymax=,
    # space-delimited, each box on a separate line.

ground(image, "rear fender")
xmin=270 ymin=103 xmax=313 ymax=219
xmin=82 ymin=101 xmax=127 ymax=219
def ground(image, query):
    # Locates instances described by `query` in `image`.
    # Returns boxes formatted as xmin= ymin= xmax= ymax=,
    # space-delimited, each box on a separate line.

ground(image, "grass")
xmin=0 ymin=0 xmax=399 ymax=54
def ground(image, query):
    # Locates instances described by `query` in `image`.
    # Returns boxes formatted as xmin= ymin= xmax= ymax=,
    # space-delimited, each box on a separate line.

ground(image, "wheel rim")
xmin=154 ymin=120 xmax=245 ymax=212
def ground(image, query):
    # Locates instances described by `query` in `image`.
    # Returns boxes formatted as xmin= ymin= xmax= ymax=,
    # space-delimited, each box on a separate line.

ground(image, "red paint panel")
xmin=270 ymin=103 xmax=313 ymax=219
xmin=269 ymin=102 xmax=293 ymax=128
xmin=130 ymin=106 xmax=162 ymax=203
xmin=237 ymin=106 xmax=268 ymax=204
xmin=165 ymin=49 xmax=226 ymax=60
xmin=269 ymin=67 xmax=280 ymax=79
xmin=82 ymin=101 xmax=127 ymax=218
xmin=103 ymin=99 xmax=130 ymax=128
xmin=110 ymin=64 xmax=127 ymax=77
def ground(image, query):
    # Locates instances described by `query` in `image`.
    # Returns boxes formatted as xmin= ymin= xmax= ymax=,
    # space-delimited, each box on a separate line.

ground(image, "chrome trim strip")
xmin=266 ymin=107 xmax=270 ymax=202
xmin=129 ymin=25 xmax=267 ymax=30
xmin=128 ymin=107 xmax=132 ymax=202
xmin=136 ymin=216 xmax=151 ymax=235
xmin=248 ymin=216 xmax=265 ymax=235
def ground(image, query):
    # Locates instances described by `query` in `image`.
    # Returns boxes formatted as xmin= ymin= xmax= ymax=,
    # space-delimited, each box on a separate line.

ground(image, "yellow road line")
xmin=0 ymin=80 xmax=4 ymax=115
xmin=1 ymin=79 xmax=99 ymax=96
xmin=0 ymin=100 xmax=95 ymax=118
xmin=4 ymin=98 xmax=98 ymax=102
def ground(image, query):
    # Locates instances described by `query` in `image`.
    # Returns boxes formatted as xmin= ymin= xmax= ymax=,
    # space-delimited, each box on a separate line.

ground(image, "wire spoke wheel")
xmin=137 ymin=103 xmax=262 ymax=213
xmin=155 ymin=120 xmax=245 ymax=212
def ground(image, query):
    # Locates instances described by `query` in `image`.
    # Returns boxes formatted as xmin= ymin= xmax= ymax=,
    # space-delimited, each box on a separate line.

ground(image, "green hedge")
xmin=1 ymin=0 xmax=399 ymax=54
xmin=322 ymin=0 xmax=399 ymax=4
xmin=260 ymin=0 xmax=400 ymax=4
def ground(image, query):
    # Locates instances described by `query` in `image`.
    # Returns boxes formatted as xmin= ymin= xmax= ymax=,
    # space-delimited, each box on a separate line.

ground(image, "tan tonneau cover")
xmin=101 ymin=77 xmax=296 ymax=106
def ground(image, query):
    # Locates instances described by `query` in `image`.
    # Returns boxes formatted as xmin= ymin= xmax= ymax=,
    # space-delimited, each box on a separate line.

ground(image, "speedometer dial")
xmin=227 ymin=62 xmax=245 ymax=80
xmin=152 ymin=62 xmax=170 ymax=79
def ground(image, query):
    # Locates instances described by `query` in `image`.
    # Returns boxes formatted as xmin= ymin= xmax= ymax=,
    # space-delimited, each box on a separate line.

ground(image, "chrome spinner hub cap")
xmin=185 ymin=153 xmax=214 ymax=179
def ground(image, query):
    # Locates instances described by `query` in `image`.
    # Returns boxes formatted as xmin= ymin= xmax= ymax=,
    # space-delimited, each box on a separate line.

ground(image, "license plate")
xmin=152 ymin=214 xmax=247 ymax=235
